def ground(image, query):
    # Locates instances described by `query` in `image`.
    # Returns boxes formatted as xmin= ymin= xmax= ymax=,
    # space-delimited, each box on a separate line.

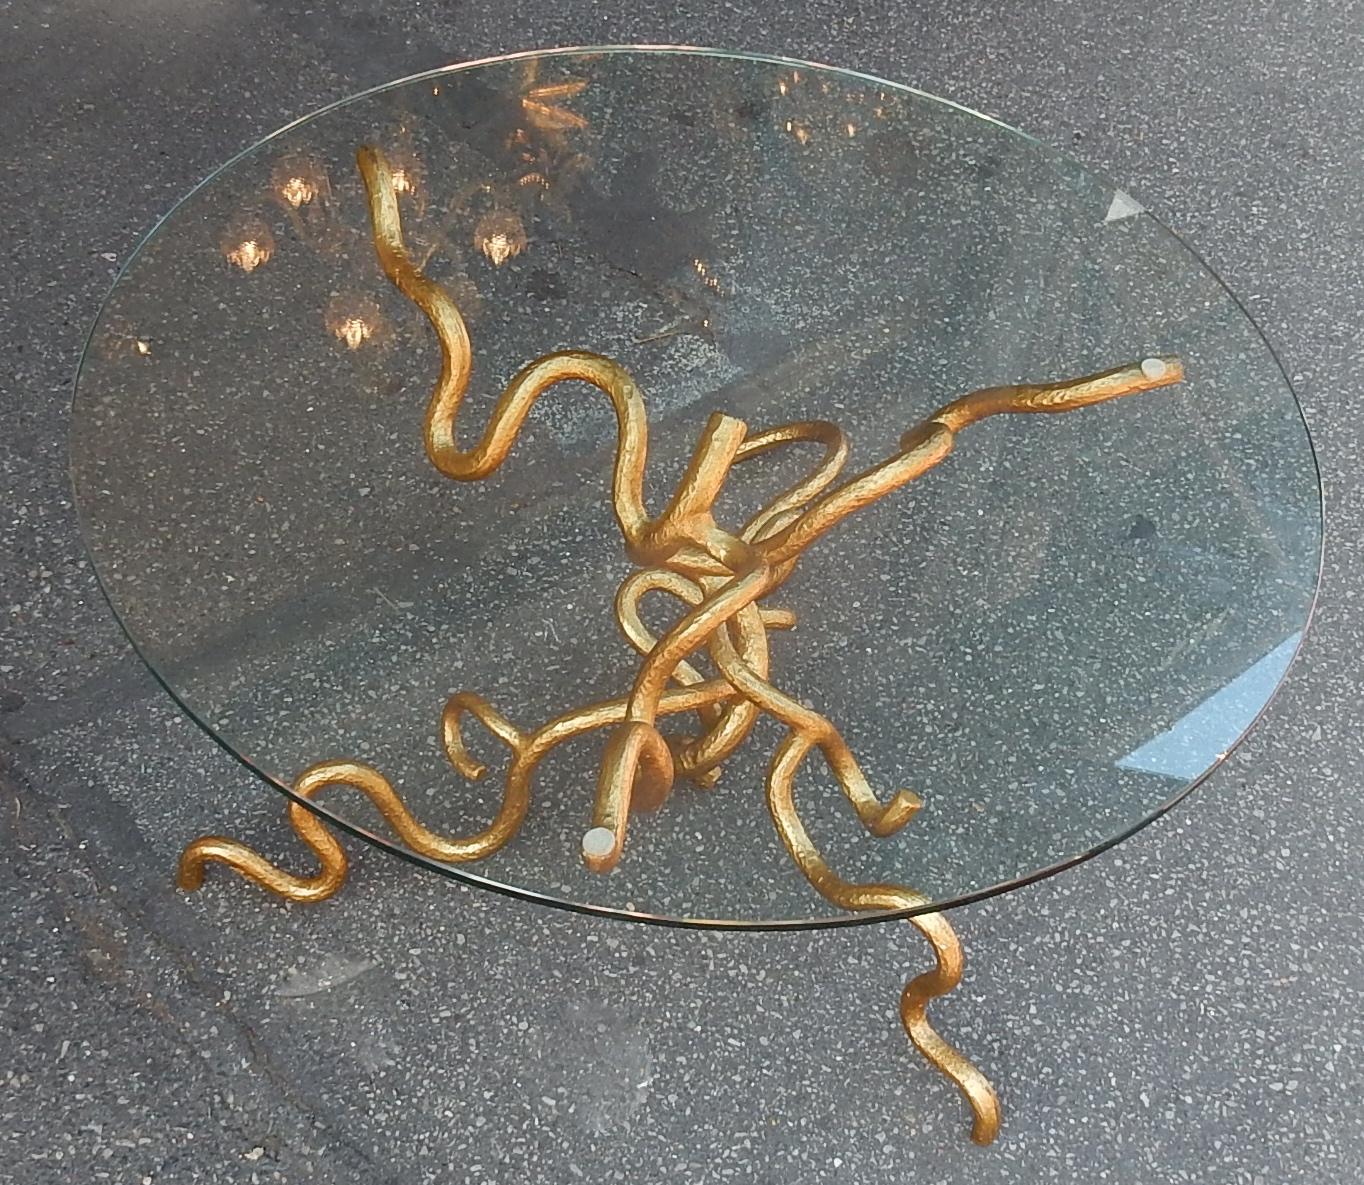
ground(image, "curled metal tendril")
xmin=179 ymin=143 xmax=1185 ymax=1145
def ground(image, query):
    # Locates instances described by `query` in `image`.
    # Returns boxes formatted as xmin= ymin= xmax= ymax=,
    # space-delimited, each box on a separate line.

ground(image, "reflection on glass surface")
xmin=472 ymin=208 xmax=528 ymax=266
xmin=271 ymin=153 xmax=330 ymax=210
xmin=517 ymin=68 xmax=590 ymax=132
xmin=97 ymin=316 xmax=154 ymax=361
xmin=1118 ymin=632 xmax=1301 ymax=779
xmin=324 ymin=291 xmax=386 ymax=351
xmin=219 ymin=211 xmax=275 ymax=273
xmin=70 ymin=48 xmax=1321 ymax=928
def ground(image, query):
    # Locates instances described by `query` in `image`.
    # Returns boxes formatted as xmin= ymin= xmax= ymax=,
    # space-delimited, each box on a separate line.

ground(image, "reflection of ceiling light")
xmin=521 ymin=76 xmax=589 ymax=131
xmin=221 ymin=215 xmax=276 ymax=272
xmin=98 ymin=317 xmax=155 ymax=361
xmin=846 ymin=121 xmax=857 ymax=137
xmin=785 ymin=119 xmax=811 ymax=145
xmin=382 ymin=148 xmax=424 ymax=204
xmin=271 ymin=155 xmax=329 ymax=209
xmin=228 ymin=240 xmax=270 ymax=271
xmin=279 ymin=175 xmax=315 ymax=207
xmin=691 ymin=258 xmax=722 ymax=294
xmin=325 ymin=293 xmax=386 ymax=351
xmin=473 ymin=210 xmax=528 ymax=267
xmin=337 ymin=318 xmax=371 ymax=350
xmin=778 ymin=78 xmax=789 ymax=96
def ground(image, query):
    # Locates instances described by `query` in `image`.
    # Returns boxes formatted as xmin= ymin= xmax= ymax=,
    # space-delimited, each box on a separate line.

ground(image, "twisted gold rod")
xmin=178 ymin=677 xmax=751 ymax=901
xmin=617 ymin=570 xmax=781 ymax=786
xmin=594 ymin=353 xmax=1183 ymax=860
xmin=359 ymin=144 xmax=733 ymax=580
xmin=765 ymin=732 xmax=1001 ymax=1145
xmin=618 ymin=568 xmax=920 ymax=836
xmin=607 ymin=418 xmax=846 ymax=786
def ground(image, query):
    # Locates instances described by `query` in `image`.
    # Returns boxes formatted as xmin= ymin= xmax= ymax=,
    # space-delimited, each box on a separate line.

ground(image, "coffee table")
xmin=70 ymin=47 xmax=1321 ymax=1147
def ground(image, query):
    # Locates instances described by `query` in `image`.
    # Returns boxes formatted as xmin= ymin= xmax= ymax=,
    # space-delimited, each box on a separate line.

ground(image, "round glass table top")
xmin=72 ymin=47 xmax=1321 ymax=929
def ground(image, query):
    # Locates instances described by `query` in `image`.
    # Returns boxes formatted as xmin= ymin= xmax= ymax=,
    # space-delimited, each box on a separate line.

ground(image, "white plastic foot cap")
xmin=1140 ymin=357 xmax=1168 ymax=380
xmin=582 ymin=827 xmax=616 ymax=859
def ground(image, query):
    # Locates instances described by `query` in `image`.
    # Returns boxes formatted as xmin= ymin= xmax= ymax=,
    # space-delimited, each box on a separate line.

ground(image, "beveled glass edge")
xmin=68 ymin=45 xmax=1326 ymax=931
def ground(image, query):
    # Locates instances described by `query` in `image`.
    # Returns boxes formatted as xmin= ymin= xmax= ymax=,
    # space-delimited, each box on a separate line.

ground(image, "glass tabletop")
xmin=71 ymin=47 xmax=1321 ymax=929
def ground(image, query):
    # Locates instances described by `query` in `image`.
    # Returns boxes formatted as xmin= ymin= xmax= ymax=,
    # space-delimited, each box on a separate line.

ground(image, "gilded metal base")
xmin=177 ymin=144 xmax=1186 ymax=1147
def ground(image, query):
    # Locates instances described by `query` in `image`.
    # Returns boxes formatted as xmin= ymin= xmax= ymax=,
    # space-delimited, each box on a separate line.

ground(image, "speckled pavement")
xmin=2 ymin=2 xmax=1361 ymax=1182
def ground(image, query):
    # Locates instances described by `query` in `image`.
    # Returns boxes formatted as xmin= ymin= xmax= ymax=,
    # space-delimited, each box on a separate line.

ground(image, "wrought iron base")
xmin=175 ymin=143 xmax=1188 ymax=1147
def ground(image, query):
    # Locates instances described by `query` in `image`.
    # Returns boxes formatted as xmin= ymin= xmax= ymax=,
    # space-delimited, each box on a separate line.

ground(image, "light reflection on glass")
xmin=220 ymin=215 xmax=276 ymax=273
xmin=338 ymin=319 xmax=371 ymax=349
xmin=473 ymin=209 xmax=528 ymax=267
xmin=691 ymin=258 xmax=722 ymax=295
xmin=271 ymin=154 xmax=330 ymax=210
xmin=99 ymin=317 xmax=155 ymax=361
xmin=519 ymin=68 xmax=590 ymax=132
xmin=280 ymin=176 xmax=314 ymax=207
xmin=384 ymin=147 xmax=424 ymax=207
xmin=325 ymin=293 xmax=386 ymax=351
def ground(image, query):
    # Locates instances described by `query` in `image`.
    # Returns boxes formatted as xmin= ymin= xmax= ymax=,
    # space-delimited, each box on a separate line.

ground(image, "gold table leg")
xmin=904 ymin=912 xmax=1000 ymax=1145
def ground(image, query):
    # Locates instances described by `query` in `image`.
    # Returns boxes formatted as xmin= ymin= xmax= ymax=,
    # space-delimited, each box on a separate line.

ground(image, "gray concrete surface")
xmin=2 ymin=1 xmax=1361 ymax=1181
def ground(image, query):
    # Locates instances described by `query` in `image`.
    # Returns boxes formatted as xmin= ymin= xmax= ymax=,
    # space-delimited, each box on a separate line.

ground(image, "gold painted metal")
xmin=178 ymin=142 xmax=1186 ymax=1146
xmin=765 ymin=729 xmax=1001 ymax=1143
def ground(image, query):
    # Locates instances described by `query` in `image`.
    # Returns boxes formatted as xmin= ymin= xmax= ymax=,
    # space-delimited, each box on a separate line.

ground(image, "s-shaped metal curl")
xmin=764 ymin=730 xmax=1001 ymax=1146
xmin=359 ymin=143 xmax=739 ymax=580
xmin=179 ymin=679 xmax=754 ymax=900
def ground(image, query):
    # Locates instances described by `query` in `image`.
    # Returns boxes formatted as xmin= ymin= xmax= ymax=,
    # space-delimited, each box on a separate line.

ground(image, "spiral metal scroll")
xmin=178 ymin=143 xmax=1186 ymax=1145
